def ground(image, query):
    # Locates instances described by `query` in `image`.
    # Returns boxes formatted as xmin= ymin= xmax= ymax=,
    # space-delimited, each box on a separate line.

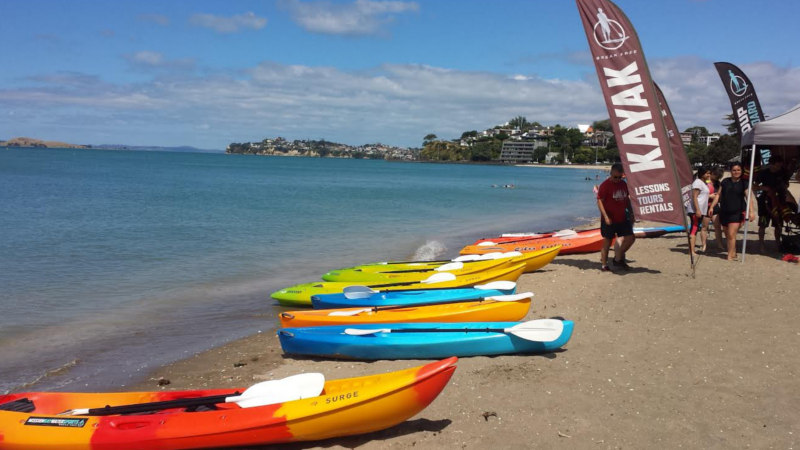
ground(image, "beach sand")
xmin=134 ymin=209 xmax=800 ymax=449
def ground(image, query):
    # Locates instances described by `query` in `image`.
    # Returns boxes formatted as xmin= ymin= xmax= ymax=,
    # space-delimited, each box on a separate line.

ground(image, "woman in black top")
xmin=717 ymin=163 xmax=755 ymax=260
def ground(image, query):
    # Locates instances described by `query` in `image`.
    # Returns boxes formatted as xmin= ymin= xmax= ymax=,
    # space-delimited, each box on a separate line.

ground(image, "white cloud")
xmin=281 ymin=0 xmax=419 ymax=36
xmin=189 ymin=12 xmax=267 ymax=33
xmin=1 ymin=58 xmax=798 ymax=149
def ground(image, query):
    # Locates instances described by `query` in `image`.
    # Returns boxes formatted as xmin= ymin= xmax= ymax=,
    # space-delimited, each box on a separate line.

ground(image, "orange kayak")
xmin=0 ymin=358 xmax=457 ymax=449
xmin=460 ymin=229 xmax=608 ymax=255
xmin=279 ymin=293 xmax=533 ymax=328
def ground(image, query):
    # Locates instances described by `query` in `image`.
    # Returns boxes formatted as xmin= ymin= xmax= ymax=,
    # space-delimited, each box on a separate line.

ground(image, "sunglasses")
xmin=611 ymin=175 xmax=623 ymax=180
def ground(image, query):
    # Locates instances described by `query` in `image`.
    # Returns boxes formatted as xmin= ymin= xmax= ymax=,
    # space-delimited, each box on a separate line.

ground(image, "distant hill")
xmin=0 ymin=137 xmax=221 ymax=153
xmin=0 ymin=137 xmax=88 ymax=149
xmin=93 ymin=144 xmax=223 ymax=153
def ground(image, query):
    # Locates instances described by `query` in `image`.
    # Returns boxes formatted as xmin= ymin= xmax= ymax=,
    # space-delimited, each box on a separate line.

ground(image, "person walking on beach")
xmin=717 ymin=163 xmax=755 ymax=261
xmin=686 ymin=167 xmax=711 ymax=257
xmin=753 ymin=155 xmax=790 ymax=252
xmin=597 ymin=163 xmax=635 ymax=271
xmin=709 ymin=166 xmax=725 ymax=250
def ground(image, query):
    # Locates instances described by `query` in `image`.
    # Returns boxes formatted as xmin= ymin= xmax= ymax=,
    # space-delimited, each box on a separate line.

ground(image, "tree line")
xmin=419 ymin=115 xmax=743 ymax=166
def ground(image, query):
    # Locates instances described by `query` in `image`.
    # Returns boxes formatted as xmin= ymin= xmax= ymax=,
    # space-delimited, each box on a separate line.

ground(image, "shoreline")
xmin=517 ymin=163 xmax=612 ymax=171
xmin=133 ymin=217 xmax=800 ymax=449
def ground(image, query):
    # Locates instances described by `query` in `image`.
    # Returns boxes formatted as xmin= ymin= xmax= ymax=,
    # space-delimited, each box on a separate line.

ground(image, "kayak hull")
xmin=279 ymin=296 xmax=532 ymax=328
xmin=0 ymin=358 xmax=457 ymax=450
xmin=272 ymin=263 xmax=527 ymax=307
xmin=278 ymin=320 xmax=574 ymax=360
xmin=323 ymin=246 xmax=560 ymax=282
xmin=311 ymin=284 xmax=517 ymax=309
xmin=321 ymin=256 xmax=517 ymax=283
xmin=460 ymin=229 xmax=605 ymax=255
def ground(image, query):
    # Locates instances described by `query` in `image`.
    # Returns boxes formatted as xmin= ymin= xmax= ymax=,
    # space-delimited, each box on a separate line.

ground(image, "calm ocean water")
xmin=0 ymin=148 xmax=602 ymax=393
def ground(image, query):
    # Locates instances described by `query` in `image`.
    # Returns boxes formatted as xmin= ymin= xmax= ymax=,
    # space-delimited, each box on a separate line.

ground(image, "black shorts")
xmin=601 ymin=221 xmax=633 ymax=239
xmin=719 ymin=211 xmax=744 ymax=226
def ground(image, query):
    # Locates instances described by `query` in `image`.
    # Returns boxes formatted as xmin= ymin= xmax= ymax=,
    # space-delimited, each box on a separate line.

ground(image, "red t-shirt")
xmin=597 ymin=178 xmax=629 ymax=223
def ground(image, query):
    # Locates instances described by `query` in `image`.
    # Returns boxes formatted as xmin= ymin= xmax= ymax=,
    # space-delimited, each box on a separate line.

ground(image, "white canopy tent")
xmin=741 ymin=103 xmax=800 ymax=262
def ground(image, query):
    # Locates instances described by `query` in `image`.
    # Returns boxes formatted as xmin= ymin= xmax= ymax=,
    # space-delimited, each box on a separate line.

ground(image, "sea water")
xmin=0 ymin=148 xmax=603 ymax=393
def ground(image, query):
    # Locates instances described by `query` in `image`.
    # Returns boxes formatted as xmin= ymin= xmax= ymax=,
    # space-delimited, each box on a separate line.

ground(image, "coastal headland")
xmin=136 ymin=218 xmax=800 ymax=449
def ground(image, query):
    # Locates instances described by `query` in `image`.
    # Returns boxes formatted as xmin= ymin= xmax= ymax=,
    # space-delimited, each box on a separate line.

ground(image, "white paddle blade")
xmin=328 ymin=308 xmax=372 ymax=316
xmin=553 ymin=229 xmax=577 ymax=237
xmin=344 ymin=328 xmax=390 ymax=336
xmin=422 ymin=272 xmax=456 ymax=284
xmin=502 ymin=232 xmax=542 ymax=238
xmin=435 ymin=261 xmax=464 ymax=272
xmin=452 ymin=254 xmax=482 ymax=262
xmin=474 ymin=280 xmax=516 ymax=291
xmin=343 ymin=285 xmax=378 ymax=299
xmin=229 ymin=373 xmax=325 ymax=408
xmin=477 ymin=241 xmax=496 ymax=246
xmin=485 ymin=292 xmax=533 ymax=302
xmin=506 ymin=319 xmax=564 ymax=342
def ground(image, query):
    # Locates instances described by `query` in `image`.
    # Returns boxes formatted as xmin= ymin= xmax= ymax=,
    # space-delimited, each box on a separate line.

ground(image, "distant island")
xmin=0 ymin=137 xmax=220 ymax=153
xmin=0 ymin=137 xmax=88 ymax=149
xmin=226 ymin=137 xmax=416 ymax=160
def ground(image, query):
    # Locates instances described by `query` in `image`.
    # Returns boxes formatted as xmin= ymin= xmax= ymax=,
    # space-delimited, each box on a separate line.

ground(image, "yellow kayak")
xmin=279 ymin=292 xmax=533 ymax=328
xmin=271 ymin=262 xmax=528 ymax=307
xmin=322 ymin=246 xmax=560 ymax=282
xmin=0 ymin=358 xmax=457 ymax=449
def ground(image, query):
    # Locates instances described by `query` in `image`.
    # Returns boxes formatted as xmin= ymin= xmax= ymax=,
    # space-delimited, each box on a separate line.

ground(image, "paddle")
xmin=477 ymin=229 xmax=581 ymax=246
xmin=62 ymin=373 xmax=325 ymax=416
xmin=343 ymin=318 xmax=564 ymax=342
xmin=327 ymin=292 xmax=534 ymax=316
xmin=341 ymin=280 xmax=517 ymax=300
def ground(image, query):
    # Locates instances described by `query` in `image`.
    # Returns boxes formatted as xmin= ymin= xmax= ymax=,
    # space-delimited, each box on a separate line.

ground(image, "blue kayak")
xmin=277 ymin=319 xmax=573 ymax=360
xmin=310 ymin=281 xmax=517 ymax=309
xmin=634 ymin=225 xmax=685 ymax=237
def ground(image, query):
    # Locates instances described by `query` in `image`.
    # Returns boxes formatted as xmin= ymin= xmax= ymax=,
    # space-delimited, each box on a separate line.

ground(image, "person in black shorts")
xmin=596 ymin=163 xmax=635 ymax=271
xmin=753 ymin=155 xmax=790 ymax=252
xmin=717 ymin=163 xmax=755 ymax=260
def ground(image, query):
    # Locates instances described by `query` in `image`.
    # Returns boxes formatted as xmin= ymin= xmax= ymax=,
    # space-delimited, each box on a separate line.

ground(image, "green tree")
xmin=508 ymin=116 xmax=529 ymax=130
xmin=423 ymin=134 xmax=437 ymax=147
xmin=706 ymin=135 xmax=740 ymax=165
xmin=723 ymin=113 xmax=738 ymax=135
xmin=591 ymin=119 xmax=612 ymax=132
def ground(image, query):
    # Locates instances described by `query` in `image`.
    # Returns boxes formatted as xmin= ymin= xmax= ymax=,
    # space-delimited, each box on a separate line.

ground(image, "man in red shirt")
xmin=596 ymin=163 xmax=636 ymax=271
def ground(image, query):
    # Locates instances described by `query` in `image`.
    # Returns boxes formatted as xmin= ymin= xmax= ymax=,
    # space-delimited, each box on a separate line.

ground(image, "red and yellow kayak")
xmin=279 ymin=293 xmax=532 ymax=328
xmin=460 ymin=229 xmax=608 ymax=255
xmin=0 ymin=358 xmax=457 ymax=449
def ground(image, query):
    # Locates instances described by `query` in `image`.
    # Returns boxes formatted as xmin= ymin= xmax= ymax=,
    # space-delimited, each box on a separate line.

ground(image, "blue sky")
xmin=1 ymin=0 xmax=799 ymax=149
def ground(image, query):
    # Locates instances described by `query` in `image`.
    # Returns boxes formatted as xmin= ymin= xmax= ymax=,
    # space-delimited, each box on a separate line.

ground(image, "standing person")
xmin=753 ymin=155 xmax=790 ymax=252
xmin=686 ymin=167 xmax=711 ymax=257
xmin=717 ymin=163 xmax=755 ymax=261
xmin=709 ymin=166 xmax=725 ymax=250
xmin=596 ymin=163 xmax=635 ymax=271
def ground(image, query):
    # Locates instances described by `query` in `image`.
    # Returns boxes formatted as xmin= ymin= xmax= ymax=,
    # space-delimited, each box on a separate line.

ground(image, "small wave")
xmin=8 ymin=359 xmax=80 ymax=394
xmin=412 ymin=240 xmax=448 ymax=261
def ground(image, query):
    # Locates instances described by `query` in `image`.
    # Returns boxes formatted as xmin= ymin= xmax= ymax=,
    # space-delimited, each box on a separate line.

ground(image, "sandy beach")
xmin=135 ymin=202 xmax=800 ymax=449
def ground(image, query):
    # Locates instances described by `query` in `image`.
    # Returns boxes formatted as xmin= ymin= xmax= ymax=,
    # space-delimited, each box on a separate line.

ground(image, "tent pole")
xmin=741 ymin=144 xmax=757 ymax=263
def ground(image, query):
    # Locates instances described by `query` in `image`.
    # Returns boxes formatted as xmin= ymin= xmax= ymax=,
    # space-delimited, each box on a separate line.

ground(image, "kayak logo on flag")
xmin=593 ymin=7 xmax=629 ymax=50
xmin=727 ymin=69 xmax=749 ymax=97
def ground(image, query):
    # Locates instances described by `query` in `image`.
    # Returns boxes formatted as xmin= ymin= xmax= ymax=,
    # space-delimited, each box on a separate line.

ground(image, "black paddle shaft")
xmin=81 ymin=391 xmax=241 ymax=416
